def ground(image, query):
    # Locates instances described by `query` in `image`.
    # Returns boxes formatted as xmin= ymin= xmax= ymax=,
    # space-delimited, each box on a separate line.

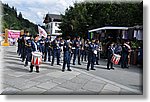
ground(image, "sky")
xmin=1 ymin=0 xmax=83 ymax=25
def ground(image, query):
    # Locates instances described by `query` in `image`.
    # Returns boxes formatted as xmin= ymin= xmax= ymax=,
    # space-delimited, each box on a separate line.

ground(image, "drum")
xmin=111 ymin=54 xmax=121 ymax=65
xmin=31 ymin=51 xmax=42 ymax=66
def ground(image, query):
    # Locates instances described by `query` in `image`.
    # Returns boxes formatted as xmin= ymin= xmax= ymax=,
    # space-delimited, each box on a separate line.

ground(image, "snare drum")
xmin=111 ymin=54 xmax=121 ymax=65
xmin=31 ymin=51 xmax=42 ymax=66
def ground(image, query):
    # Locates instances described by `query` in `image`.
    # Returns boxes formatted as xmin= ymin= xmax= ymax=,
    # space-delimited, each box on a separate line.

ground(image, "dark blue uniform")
xmin=62 ymin=40 xmax=72 ymax=72
xmin=39 ymin=38 xmax=45 ymax=57
xmin=51 ymin=39 xmax=61 ymax=66
xmin=95 ymin=43 xmax=100 ymax=65
xmin=20 ymin=35 xmax=26 ymax=62
xmin=24 ymin=38 xmax=33 ymax=66
xmin=114 ymin=44 xmax=122 ymax=65
xmin=17 ymin=37 xmax=22 ymax=56
xmin=30 ymin=41 xmax=41 ymax=72
xmin=121 ymin=44 xmax=130 ymax=68
xmin=87 ymin=43 xmax=96 ymax=71
xmin=70 ymin=39 xmax=76 ymax=61
xmin=44 ymin=38 xmax=52 ymax=62
xmin=107 ymin=45 xmax=115 ymax=70
xmin=73 ymin=40 xmax=81 ymax=65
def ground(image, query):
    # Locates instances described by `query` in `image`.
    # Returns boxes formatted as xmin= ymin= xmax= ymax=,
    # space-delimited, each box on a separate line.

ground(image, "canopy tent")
xmin=88 ymin=26 xmax=128 ymax=33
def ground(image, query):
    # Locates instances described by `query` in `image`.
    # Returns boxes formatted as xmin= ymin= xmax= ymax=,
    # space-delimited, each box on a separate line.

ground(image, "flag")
xmin=38 ymin=26 xmax=47 ymax=38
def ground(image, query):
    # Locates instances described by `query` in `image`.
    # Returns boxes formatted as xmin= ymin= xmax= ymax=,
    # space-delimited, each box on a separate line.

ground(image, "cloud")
xmin=1 ymin=0 xmax=83 ymax=25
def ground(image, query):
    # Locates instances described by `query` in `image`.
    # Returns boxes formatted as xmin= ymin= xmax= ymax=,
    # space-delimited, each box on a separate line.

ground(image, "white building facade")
xmin=44 ymin=14 xmax=62 ymax=36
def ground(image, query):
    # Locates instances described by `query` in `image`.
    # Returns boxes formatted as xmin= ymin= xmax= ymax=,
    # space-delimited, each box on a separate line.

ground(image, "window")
xmin=55 ymin=23 xmax=57 ymax=26
xmin=55 ymin=30 xmax=61 ymax=33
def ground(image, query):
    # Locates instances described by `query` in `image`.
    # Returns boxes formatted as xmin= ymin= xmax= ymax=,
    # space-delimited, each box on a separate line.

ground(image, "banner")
xmin=8 ymin=30 xmax=20 ymax=39
xmin=38 ymin=26 xmax=47 ymax=38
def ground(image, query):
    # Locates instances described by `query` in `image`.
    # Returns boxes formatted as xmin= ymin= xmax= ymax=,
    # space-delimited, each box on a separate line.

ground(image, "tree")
xmin=2 ymin=3 xmax=37 ymax=34
xmin=59 ymin=2 xmax=143 ymax=38
xmin=18 ymin=12 xmax=23 ymax=19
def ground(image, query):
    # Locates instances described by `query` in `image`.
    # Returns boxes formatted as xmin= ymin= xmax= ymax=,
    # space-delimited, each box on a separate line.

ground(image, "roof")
xmin=88 ymin=26 xmax=129 ymax=32
xmin=47 ymin=14 xmax=61 ymax=20
xmin=43 ymin=14 xmax=62 ymax=23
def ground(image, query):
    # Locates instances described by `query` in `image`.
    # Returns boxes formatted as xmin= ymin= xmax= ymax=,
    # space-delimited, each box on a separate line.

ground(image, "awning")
xmin=88 ymin=26 xmax=128 ymax=32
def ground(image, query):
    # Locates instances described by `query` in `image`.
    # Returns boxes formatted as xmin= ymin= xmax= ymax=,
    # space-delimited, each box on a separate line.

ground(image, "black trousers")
xmin=107 ymin=56 xmax=113 ymax=69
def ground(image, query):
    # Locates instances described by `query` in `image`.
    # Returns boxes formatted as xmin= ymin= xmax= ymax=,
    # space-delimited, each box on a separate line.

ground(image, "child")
xmin=30 ymin=34 xmax=41 ymax=73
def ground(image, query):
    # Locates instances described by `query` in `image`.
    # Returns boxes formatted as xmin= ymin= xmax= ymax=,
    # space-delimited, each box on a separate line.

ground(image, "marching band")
xmin=17 ymin=34 xmax=131 ymax=73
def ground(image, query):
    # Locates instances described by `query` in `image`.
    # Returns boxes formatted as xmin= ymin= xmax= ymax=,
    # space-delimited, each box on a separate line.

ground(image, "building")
xmin=43 ymin=14 xmax=62 ymax=37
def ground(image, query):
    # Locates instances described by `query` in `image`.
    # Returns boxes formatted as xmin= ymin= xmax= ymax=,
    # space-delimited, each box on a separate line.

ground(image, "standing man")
xmin=95 ymin=39 xmax=100 ymax=65
xmin=17 ymin=36 xmax=22 ymax=56
xmin=114 ymin=42 xmax=122 ymax=65
xmin=81 ymin=39 xmax=89 ymax=62
xmin=121 ymin=41 xmax=131 ymax=68
xmin=107 ymin=42 xmax=115 ymax=70
xmin=62 ymin=36 xmax=72 ymax=72
xmin=51 ymin=36 xmax=61 ymax=66
xmin=87 ymin=38 xmax=96 ymax=71
xmin=60 ymin=38 xmax=65 ymax=62
xmin=39 ymin=36 xmax=45 ymax=58
xmin=24 ymin=35 xmax=33 ymax=66
xmin=44 ymin=35 xmax=52 ymax=62
xmin=70 ymin=37 xmax=76 ymax=61
xmin=73 ymin=36 xmax=82 ymax=65
xmin=20 ymin=34 xmax=26 ymax=62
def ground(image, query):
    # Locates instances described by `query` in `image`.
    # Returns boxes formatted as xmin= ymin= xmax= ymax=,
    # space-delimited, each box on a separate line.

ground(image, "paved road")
xmin=76 ymin=60 xmax=142 ymax=91
xmin=0 ymin=46 xmax=142 ymax=95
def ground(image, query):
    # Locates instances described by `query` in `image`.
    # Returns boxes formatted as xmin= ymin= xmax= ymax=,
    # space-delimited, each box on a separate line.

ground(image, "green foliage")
xmin=59 ymin=2 xmax=143 ymax=38
xmin=131 ymin=40 xmax=140 ymax=49
xmin=1 ymin=3 xmax=38 ymax=34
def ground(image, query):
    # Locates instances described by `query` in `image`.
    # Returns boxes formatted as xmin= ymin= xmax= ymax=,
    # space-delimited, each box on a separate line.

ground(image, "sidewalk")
xmin=0 ymin=46 xmax=142 ymax=95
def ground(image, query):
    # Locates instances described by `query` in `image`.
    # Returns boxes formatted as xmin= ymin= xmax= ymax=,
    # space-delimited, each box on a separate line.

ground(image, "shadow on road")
xmin=4 ymin=65 xmax=29 ymax=72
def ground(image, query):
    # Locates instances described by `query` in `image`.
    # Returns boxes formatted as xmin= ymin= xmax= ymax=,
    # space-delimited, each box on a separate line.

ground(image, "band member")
xmin=70 ymin=37 xmax=76 ymax=61
xmin=114 ymin=42 xmax=122 ymax=65
xmin=17 ymin=36 xmax=22 ymax=56
xmin=44 ymin=35 xmax=52 ymax=62
xmin=20 ymin=34 xmax=26 ymax=62
xmin=73 ymin=36 xmax=82 ymax=65
xmin=51 ymin=36 xmax=61 ymax=66
xmin=62 ymin=36 xmax=72 ymax=72
xmin=107 ymin=42 xmax=115 ymax=70
xmin=39 ymin=36 xmax=45 ymax=58
xmin=87 ymin=38 xmax=96 ymax=71
xmin=95 ymin=39 xmax=100 ymax=65
xmin=30 ymin=34 xmax=41 ymax=73
xmin=60 ymin=38 xmax=64 ymax=62
xmin=121 ymin=41 xmax=131 ymax=68
xmin=24 ymin=35 xmax=33 ymax=66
